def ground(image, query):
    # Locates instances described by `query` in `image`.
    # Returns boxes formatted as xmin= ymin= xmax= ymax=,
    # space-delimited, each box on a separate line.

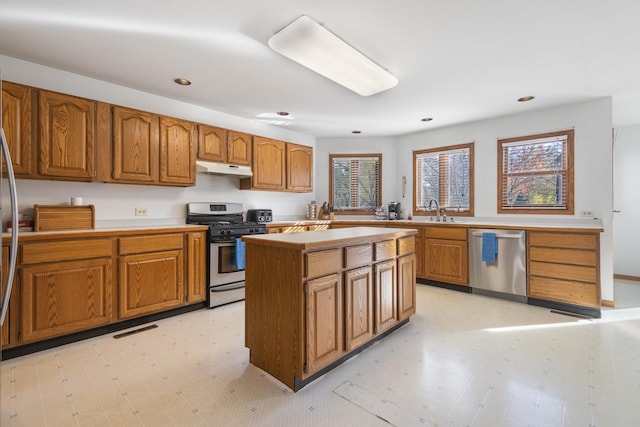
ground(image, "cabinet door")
xmin=198 ymin=124 xmax=227 ymax=162
xmin=159 ymin=116 xmax=196 ymax=185
xmin=227 ymin=131 xmax=252 ymax=166
xmin=119 ymin=250 xmax=184 ymax=319
xmin=344 ymin=266 xmax=373 ymax=351
xmin=250 ymin=136 xmax=285 ymax=190
xmin=415 ymin=238 xmax=425 ymax=278
xmin=186 ymin=232 xmax=206 ymax=303
xmin=112 ymin=106 xmax=159 ymax=183
xmin=21 ymin=258 xmax=113 ymax=343
xmin=305 ymin=274 xmax=343 ymax=376
xmin=2 ymin=81 xmax=35 ymax=176
xmin=39 ymin=90 xmax=95 ymax=180
xmin=1 ymin=246 xmax=9 ymax=347
xmin=424 ymin=238 xmax=468 ymax=285
xmin=286 ymin=143 xmax=313 ymax=192
xmin=374 ymin=259 xmax=397 ymax=334
xmin=398 ymin=254 xmax=416 ymax=321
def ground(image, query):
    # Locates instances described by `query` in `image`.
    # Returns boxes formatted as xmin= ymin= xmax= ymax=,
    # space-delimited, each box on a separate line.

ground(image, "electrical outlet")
xmin=135 ymin=208 xmax=148 ymax=216
xmin=580 ymin=210 xmax=593 ymax=217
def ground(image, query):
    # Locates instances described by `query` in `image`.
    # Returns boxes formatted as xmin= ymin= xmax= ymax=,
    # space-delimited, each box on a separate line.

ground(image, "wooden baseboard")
xmin=614 ymin=274 xmax=640 ymax=282
xmin=601 ymin=299 xmax=615 ymax=308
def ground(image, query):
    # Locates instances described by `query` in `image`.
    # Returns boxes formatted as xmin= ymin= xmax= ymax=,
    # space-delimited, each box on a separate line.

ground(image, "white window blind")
xmin=499 ymin=131 xmax=572 ymax=212
xmin=331 ymin=155 xmax=380 ymax=210
xmin=414 ymin=145 xmax=471 ymax=212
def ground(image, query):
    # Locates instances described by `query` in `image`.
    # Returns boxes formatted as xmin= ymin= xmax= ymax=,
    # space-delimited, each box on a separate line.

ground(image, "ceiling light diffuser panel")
xmin=268 ymin=15 xmax=398 ymax=96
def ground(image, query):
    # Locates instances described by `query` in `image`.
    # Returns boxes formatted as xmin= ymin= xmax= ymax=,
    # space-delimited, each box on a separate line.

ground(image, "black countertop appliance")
xmin=388 ymin=202 xmax=401 ymax=220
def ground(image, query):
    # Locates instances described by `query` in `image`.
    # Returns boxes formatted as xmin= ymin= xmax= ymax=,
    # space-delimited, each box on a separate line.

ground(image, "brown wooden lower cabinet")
xmin=398 ymin=253 xmax=417 ymax=320
xmin=118 ymin=234 xmax=184 ymax=319
xmin=423 ymin=225 xmax=468 ymax=285
xmin=2 ymin=245 xmax=11 ymax=347
xmin=18 ymin=238 xmax=113 ymax=344
xmin=186 ymin=232 xmax=207 ymax=303
xmin=306 ymin=273 xmax=344 ymax=374
xmin=21 ymin=257 xmax=113 ymax=343
xmin=374 ymin=259 xmax=397 ymax=334
xmin=2 ymin=227 xmax=207 ymax=350
xmin=527 ymin=230 xmax=600 ymax=308
xmin=344 ymin=266 xmax=373 ymax=352
xmin=243 ymin=227 xmax=417 ymax=391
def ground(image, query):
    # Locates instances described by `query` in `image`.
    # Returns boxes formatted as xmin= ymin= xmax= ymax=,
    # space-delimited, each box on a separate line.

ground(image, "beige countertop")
xmin=243 ymin=226 xmax=418 ymax=250
xmin=268 ymin=217 xmax=604 ymax=231
xmin=2 ymin=224 xmax=209 ymax=243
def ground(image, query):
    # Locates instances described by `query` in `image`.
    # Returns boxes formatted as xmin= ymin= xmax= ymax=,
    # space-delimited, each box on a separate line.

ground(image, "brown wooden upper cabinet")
xmin=286 ymin=142 xmax=313 ymax=192
xmin=227 ymin=130 xmax=252 ymax=166
xmin=197 ymin=126 xmax=252 ymax=166
xmin=112 ymin=106 xmax=159 ymax=183
xmin=1 ymin=81 xmax=36 ymax=177
xmin=109 ymin=106 xmax=195 ymax=186
xmin=240 ymin=137 xmax=313 ymax=192
xmin=241 ymin=136 xmax=286 ymax=190
xmin=39 ymin=90 xmax=95 ymax=180
xmin=159 ymin=116 xmax=196 ymax=185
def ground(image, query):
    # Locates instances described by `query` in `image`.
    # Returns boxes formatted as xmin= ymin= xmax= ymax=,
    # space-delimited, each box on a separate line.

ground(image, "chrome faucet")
xmin=428 ymin=199 xmax=440 ymax=221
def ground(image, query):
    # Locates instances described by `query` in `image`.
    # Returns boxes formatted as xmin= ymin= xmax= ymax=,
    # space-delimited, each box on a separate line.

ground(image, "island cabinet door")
xmin=374 ymin=259 xmax=398 ymax=334
xmin=397 ymin=254 xmax=417 ymax=321
xmin=344 ymin=266 xmax=373 ymax=352
xmin=305 ymin=274 xmax=344 ymax=376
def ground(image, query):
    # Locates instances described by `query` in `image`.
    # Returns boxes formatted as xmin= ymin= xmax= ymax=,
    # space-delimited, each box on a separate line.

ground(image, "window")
xmin=329 ymin=154 xmax=381 ymax=214
xmin=498 ymin=129 xmax=574 ymax=214
xmin=414 ymin=143 xmax=474 ymax=216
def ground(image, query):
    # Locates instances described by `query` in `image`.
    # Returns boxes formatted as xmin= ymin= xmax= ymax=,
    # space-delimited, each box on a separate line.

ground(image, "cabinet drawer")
xmin=21 ymin=239 xmax=112 ymax=264
xmin=344 ymin=244 xmax=372 ymax=269
xmin=424 ymin=226 xmax=467 ymax=240
xmin=119 ymin=234 xmax=184 ymax=255
xmin=529 ymin=277 xmax=599 ymax=308
xmin=528 ymin=232 xmax=597 ymax=250
xmin=374 ymin=239 xmax=396 ymax=261
xmin=397 ymin=236 xmax=415 ymax=256
xmin=529 ymin=247 xmax=597 ymax=267
xmin=530 ymin=261 xmax=597 ymax=284
xmin=305 ymin=248 xmax=341 ymax=279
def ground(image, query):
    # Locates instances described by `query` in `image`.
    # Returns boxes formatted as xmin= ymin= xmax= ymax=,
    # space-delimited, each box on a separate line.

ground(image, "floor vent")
xmin=113 ymin=324 xmax=158 ymax=339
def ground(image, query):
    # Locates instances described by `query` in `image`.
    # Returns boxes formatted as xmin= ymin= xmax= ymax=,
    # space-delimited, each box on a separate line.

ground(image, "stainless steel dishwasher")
xmin=468 ymin=229 xmax=527 ymax=302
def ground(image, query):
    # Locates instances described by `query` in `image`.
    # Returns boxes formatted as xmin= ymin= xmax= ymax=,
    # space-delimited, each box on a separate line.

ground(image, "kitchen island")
xmin=242 ymin=226 xmax=418 ymax=391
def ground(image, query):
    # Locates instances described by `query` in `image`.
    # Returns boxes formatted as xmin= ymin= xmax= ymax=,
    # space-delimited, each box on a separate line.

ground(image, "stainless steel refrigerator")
xmin=1 ymin=74 xmax=21 ymax=360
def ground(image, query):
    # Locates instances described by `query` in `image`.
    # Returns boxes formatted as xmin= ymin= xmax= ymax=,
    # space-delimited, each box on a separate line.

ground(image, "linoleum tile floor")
xmin=2 ymin=284 xmax=640 ymax=427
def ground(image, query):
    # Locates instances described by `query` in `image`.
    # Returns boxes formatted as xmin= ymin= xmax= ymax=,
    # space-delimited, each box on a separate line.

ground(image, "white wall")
xmin=319 ymin=98 xmax=615 ymax=302
xmin=1 ymin=55 xmax=317 ymax=224
xmin=613 ymin=123 xmax=640 ymax=276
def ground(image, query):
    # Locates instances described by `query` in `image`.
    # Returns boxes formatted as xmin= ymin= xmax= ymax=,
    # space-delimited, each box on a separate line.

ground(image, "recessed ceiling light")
xmin=352 ymin=130 xmax=362 ymax=134
xmin=174 ymin=78 xmax=191 ymax=86
xmin=518 ymin=96 xmax=534 ymax=102
xmin=276 ymin=111 xmax=289 ymax=116
xmin=421 ymin=117 xmax=433 ymax=122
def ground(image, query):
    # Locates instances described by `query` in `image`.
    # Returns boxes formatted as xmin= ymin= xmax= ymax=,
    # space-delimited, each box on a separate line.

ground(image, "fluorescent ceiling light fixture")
xmin=268 ymin=15 xmax=398 ymax=96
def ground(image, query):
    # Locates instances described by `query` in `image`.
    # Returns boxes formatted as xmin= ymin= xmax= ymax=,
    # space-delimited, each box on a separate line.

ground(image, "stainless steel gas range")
xmin=186 ymin=202 xmax=266 ymax=308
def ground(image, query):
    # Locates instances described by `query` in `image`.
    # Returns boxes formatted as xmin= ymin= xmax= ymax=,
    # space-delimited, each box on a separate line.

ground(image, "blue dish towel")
xmin=235 ymin=237 xmax=246 ymax=270
xmin=481 ymin=232 xmax=497 ymax=263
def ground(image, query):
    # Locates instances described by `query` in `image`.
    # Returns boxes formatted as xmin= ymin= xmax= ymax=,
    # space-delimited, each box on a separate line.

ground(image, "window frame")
xmin=497 ymin=129 xmax=574 ymax=215
xmin=413 ymin=142 xmax=475 ymax=217
xmin=329 ymin=153 xmax=382 ymax=215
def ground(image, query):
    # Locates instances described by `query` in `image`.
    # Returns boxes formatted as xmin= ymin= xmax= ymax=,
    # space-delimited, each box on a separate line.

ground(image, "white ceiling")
xmin=1 ymin=0 xmax=639 ymax=137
